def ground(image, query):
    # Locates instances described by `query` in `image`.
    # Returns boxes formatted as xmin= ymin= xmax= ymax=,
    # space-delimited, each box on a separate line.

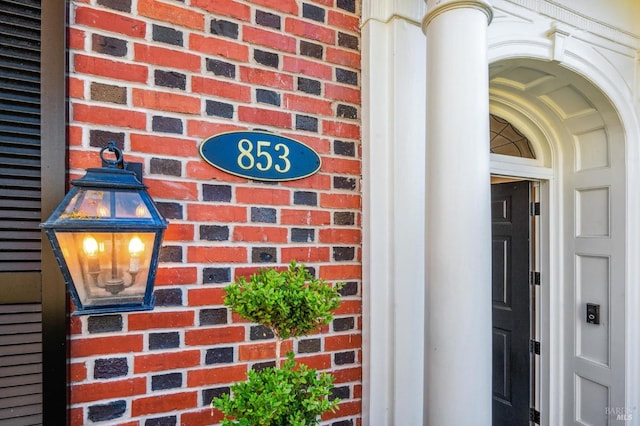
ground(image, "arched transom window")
xmin=490 ymin=114 xmax=536 ymax=159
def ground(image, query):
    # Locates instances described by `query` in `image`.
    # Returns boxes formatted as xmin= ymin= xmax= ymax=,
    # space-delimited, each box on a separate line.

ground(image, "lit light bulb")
xmin=128 ymin=236 xmax=145 ymax=274
xmin=83 ymin=236 xmax=101 ymax=273
xmin=135 ymin=204 xmax=147 ymax=217
xmin=97 ymin=203 xmax=109 ymax=218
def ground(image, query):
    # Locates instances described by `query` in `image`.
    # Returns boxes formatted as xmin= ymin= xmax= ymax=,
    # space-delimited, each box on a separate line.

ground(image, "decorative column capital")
xmin=422 ymin=0 xmax=493 ymax=30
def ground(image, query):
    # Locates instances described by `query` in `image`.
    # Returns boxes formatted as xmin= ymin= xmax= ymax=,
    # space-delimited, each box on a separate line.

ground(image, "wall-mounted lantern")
xmin=41 ymin=143 xmax=168 ymax=315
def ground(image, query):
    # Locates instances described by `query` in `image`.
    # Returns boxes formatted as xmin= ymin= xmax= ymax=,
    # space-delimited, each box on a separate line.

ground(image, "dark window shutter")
xmin=0 ymin=0 xmax=42 ymax=273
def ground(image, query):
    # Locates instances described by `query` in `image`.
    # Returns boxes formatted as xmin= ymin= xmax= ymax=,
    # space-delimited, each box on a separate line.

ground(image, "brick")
xmin=187 ymin=246 xmax=247 ymax=264
xmin=300 ymin=40 xmax=323 ymax=58
xmin=326 ymin=83 xmax=360 ymax=104
xmin=334 ymin=139 xmax=356 ymax=156
xmin=333 ymin=246 xmax=356 ymax=261
xmin=337 ymin=104 xmax=358 ymax=119
xmin=71 ymin=335 xmax=143 ymax=358
xmin=334 ymin=351 xmax=355 ymax=365
xmin=187 ymin=204 xmax=247 ymax=222
xmin=133 ymin=88 xmax=200 ymax=114
xmin=296 ymin=115 xmax=319 ymax=132
xmin=329 ymin=9 xmax=360 ymax=32
xmin=253 ymin=361 xmax=276 ymax=371
xmin=255 ymin=10 xmax=281 ymax=29
xmin=250 ymin=207 xmax=277 ymax=223
xmin=135 ymin=44 xmax=201 ymax=71
xmin=338 ymin=32 xmax=359 ymax=50
xmin=187 ymin=287 xmax=226 ymax=306
xmin=92 ymin=34 xmax=127 ymax=57
xmin=336 ymin=68 xmax=358 ymax=87
xmin=150 ymin=157 xmax=181 ymax=176
xmin=68 ymin=76 xmax=84 ymax=99
xmin=238 ymin=342 xmax=275 ymax=361
xmin=154 ymin=288 xmax=183 ymax=306
xmin=202 ymin=184 xmax=232 ymax=202
xmin=147 ymin=179 xmax=198 ymax=201
xmin=285 ymin=18 xmax=335 ymax=44
xmin=281 ymin=246 xmax=330 ymax=263
xmin=326 ymin=47 xmax=360 ymax=69
xmin=87 ymin=400 xmax=127 ymax=422
xmin=211 ymin=19 xmax=239 ymax=39
xmin=334 ymin=300 xmax=361 ymax=315
xmin=236 ymin=187 xmax=290 ymax=205
xmin=320 ymin=193 xmax=361 ymax=209
xmin=157 ymin=248 xmax=181 ymax=264
xmin=251 ymin=247 xmax=277 ymax=263
xmin=333 ymin=316 xmax=355 ymax=331
xmin=206 ymin=58 xmax=236 ymax=78
xmin=152 ymin=25 xmax=183 ymax=46
xmin=200 ymin=308 xmax=228 ymax=326
xmin=200 ymin=225 xmax=230 ymax=241
xmin=187 ymin=364 xmax=248 ymax=387
xmin=202 ymin=387 xmax=230 ymax=407
xmin=256 ymin=88 xmax=281 ymax=106
xmin=138 ymin=0 xmax=204 ymax=31
xmin=337 ymin=0 xmax=356 ymax=13
xmin=151 ymin=115 xmax=184 ymax=134
xmin=70 ymin=362 xmax=87 ymax=382
xmin=334 ymin=176 xmax=357 ymax=190
xmin=240 ymin=67 xmax=294 ymax=90
xmin=206 ymin=100 xmax=234 ymax=119
xmin=323 ymin=400 xmax=361 ymax=419
xmin=74 ymin=54 xmax=148 ymax=83
xmin=71 ymin=377 xmax=146 ymax=404
xmin=75 ymin=6 xmax=146 ymax=38
xmin=148 ymin=332 xmax=180 ymax=350
xmin=296 ymin=353 xmax=331 ymax=370
xmin=280 ymin=209 xmax=331 ymax=225
xmin=293 ymin=191 xmax=317 ymax=206
xmin=190 ymin=34 xmax=249 ymax=62
xmin=254 ymin=49 xmax=279 ymax=68
xmin=322 ymin=158 xmax=361 ymax=175
xmin=129 ymin=311 xmax=195 ymax=330
xmin=334 ymin=211 xmax=355 ymax=226
xmin=284 ymin=57 xmax=333 ymax=80
xmin=303 ymin=3 xmax=326 ymax=22
xmin=87 ymin=314 xmax=123 ymax=333
xmin=68 ymin=28 xmax=85 ymax=50
xmin=322 ymin=120 xmax=361 ymax=139
xmin=155 ymin=202 xmax=183 ymax=220
xmin=291 ymin=228 xmax=315 ymax=242
xmin=298 ymin=338 xmax=321 ymax=353
xmin=330 ymin=385 xmax=351 ymax=400
xmin=244 ymin=27 xmax=296 ymax=53
xmin=132 ymin=392 xmax=197 ymax=416
xmin=319 ymin=228 xmax=360 ymax=244
xmin=97 ymin=0 xmax=131 ymax=13
xmin=155 ymin=70 xmax=186 ymax=90
xmin=233 ymin=226 xmax=288 ymax=243
xmin=248 ymin=0 xmax=298 ymax=14
xmin=203 ymin=267 xmax=231 ymax=284
xmin=90 ymin=82 xmax=126 ymax=104
xmin=74 ymin=103 xmax=145 ymax=129
xmin=130 ymin=134 xmax=197 ymax=157
xmin=155 ymin=267 xmax=197 ymax=286
xmin=192 ymin=76 xmax=251 ymax=102
xmin=284 ymin=94 xmax=332 ymax=115
xmin=191 ymin=0 xmax=251 ymax=21
xmin=94 ymin=357 xmax=128 ymax=379
xmin=250 ymin=324 xmax=274 ymax=340
xmin=135 ymin=350 xmax=200 ymax=373
xmin=152 ymin=373 xmax=182 ymax=391
xmin=320 ymin=264 xmax=361 ymax=280
xmin=286 ymin=172 xmax=332 ymax=190
xmin=297 ymin=77 xmax=321 ymax=95
xmin=145 ymin=415 xmax=177 ymax=426
xmin=205 ymin=347 xmax=234 ymax=364
xmin=185 ymin=326 xmax=246 ymax=346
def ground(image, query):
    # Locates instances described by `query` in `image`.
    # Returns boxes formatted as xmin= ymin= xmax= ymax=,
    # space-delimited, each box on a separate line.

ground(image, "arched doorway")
xmin=489 ymin=57 xmax=627 ymax=425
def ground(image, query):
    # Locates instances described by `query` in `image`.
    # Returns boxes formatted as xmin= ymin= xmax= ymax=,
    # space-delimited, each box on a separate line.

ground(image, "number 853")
xmin=236 ymin=139 xmax=291 ymax=173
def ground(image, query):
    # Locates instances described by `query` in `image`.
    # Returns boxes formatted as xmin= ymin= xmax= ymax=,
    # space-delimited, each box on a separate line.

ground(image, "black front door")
xmin=491 ymin=181 xmax=531 ymax=425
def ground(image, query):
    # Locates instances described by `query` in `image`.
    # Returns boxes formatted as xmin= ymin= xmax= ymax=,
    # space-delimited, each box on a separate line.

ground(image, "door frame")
xmin=491 ymin=153 xmax=552 ymax=425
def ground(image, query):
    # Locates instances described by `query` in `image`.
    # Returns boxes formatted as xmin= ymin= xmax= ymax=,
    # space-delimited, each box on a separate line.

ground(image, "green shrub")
xmin=211 ymin=261 xmax=342 ymax=425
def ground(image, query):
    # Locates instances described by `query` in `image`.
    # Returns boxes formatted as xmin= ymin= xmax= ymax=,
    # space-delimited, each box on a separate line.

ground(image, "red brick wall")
xmin=67 ymin=0 xmax=362 ymax=424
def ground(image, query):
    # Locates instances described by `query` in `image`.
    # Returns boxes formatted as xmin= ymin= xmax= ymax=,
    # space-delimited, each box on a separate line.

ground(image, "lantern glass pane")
xmin=54 ymin=231 xmax=156 ymax=307
xmin=58 ymin=189 xmax=153 ymax=221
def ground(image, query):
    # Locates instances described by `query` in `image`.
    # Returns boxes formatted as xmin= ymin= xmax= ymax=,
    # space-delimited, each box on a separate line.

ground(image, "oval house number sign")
xmin=199 ymin=131 xmax=321 ymax=182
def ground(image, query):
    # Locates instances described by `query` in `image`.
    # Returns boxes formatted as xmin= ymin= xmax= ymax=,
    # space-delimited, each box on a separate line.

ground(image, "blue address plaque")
xmin=199 ymin=131 xmax=322 ymax=182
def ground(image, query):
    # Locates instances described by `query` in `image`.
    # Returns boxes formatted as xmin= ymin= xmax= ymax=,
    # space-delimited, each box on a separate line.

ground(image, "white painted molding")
xmin=423 ymin=0 xmax=493 ymax=30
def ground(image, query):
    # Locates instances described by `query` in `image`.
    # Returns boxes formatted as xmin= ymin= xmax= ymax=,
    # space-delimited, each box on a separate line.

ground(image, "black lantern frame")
xmin=41 ymin=143 xmax=168 ymax=315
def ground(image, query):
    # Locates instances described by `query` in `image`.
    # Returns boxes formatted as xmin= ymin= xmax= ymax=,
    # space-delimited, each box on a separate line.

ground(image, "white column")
xmin=423 ymin=1 xmax=493 ymax=425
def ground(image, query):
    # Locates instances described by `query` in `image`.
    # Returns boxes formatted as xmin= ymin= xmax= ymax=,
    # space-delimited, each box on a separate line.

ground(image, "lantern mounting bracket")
xmin=100 ymin=141 xmax=144 ymax=183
